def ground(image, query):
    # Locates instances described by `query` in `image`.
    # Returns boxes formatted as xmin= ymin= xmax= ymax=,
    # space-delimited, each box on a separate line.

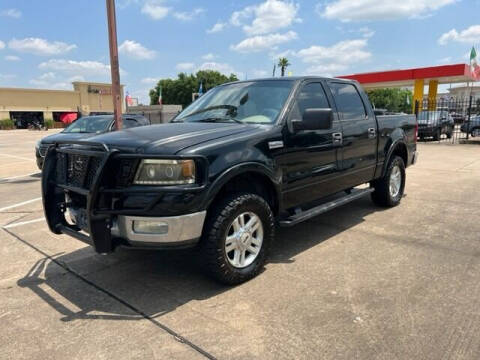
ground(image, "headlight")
xmin=133 ymin=159 xmax=195 ymax=185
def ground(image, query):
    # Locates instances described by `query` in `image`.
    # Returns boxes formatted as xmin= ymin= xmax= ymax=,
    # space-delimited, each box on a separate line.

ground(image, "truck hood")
xmin=86 ymin=122 xmax=258 ymax=154
xmin=40 ymin=131 xmax=101 ymax=144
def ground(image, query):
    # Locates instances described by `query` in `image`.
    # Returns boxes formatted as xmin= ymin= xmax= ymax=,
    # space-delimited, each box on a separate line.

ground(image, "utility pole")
xmin=106 ymin=0 xmax=123 ymax=130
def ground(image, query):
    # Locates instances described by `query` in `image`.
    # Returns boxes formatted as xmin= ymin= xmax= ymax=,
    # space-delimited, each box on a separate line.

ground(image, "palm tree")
xmin=278 ymin=57 xmax=290 ymax=77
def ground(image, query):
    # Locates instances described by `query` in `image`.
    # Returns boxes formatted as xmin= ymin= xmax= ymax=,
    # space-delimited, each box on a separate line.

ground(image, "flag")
xmin=198 ymin=81 xmax=203 ymax=95
xmin=470 ymin=46 xmax=480 ymax=80
xmin=125 ymin=91 xmax=133 ymax=106
xmin=158 ymin=85 xmax=162 ymax=105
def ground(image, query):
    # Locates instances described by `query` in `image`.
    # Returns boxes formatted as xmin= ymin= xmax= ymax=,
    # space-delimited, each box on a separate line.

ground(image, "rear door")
xmin=327 ymin=81 xmax=377 ymax=187
xmin=279 ymin=81 xmax=344 ymax=209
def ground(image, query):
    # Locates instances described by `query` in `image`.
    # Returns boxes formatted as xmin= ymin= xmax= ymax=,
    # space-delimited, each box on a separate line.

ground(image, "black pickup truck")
xmin=42 ymin=77 xmax=417 ymax=284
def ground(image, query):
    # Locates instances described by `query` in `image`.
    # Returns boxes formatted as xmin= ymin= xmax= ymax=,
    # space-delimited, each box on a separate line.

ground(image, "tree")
xmin=278 ymin=57 xmax=290 ymax=77
xmin=149 ymin=70 xmax=238 ymax=108
xmin=366 ymin=88 xmax=413 ymax=113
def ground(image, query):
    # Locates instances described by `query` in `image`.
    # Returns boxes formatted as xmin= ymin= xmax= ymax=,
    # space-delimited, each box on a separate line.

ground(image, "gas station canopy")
xmin=338 ymin=64 xmax=476 ymax=90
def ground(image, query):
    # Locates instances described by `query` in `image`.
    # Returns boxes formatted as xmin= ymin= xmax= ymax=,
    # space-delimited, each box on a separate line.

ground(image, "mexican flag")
xmin=470 ymin=46 xmax=480 ymax=80
xmin=158 ymin=85 xmax=162 ymax=106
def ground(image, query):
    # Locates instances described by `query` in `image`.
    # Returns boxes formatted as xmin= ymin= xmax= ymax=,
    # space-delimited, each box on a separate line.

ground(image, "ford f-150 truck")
xmin=42 ymin=77 xmax=418 ymax=284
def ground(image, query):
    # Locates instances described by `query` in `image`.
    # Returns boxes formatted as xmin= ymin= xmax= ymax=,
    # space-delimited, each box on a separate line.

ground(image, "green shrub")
xmin=0 ymin=118 xmax=14 ymax=130
xmin=44 ymin=119 xmax=54 ymax=129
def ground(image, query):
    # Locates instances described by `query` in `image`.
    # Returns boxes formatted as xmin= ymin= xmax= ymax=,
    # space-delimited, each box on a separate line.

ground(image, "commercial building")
xmin=0 ymin=82 xmax=125 ymax=123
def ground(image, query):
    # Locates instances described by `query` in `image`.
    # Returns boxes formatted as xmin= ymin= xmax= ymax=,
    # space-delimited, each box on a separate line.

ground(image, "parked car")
xmin=42 ymin=77 xmax=417 ymax=284
xmin=450 ymin=112 xmax=465 ymax=124
xmin=417 ymin=110 xmax=454 ymax=140
xmin=460 ymin=115 xmax=480 ymax=137
xmin=35 ymin=114 xmax=150 ymax=169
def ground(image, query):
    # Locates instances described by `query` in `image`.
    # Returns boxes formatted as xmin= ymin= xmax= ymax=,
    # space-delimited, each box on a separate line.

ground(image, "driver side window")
xmin=290 ymin=82 xmax=329 ymax=120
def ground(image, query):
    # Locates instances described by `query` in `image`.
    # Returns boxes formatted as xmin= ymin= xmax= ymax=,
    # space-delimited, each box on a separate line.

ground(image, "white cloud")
xmin=4 ymin=55 xmax=20 ymax=61
xmin=1 ymin=9 xmax=21 ymax=18
xmin=306 ymin=63 xmax=348 ymax=76
xmin=231 ymin=31 xmax=297 ymax=53
xmin=9 ymin=37 xmax=77 ymax=56
xmin=252 ymin=69 xmax=269 ymax=78
xmin=202 ymin=53 xmax=216 ymax=60
xmin=141 ymin=77 xmax=159 ymax=84
xmin=437 ymin=57 xmax=452 ymax=63
xmin=69 ymin=75 xmax=85 ymax=82
xmin=438 ymin=25 xmax=480 ymax=45
xmin=0 ymin=40 xmax=4 ymax=50
xmin=173 ymin=8 xmax=204 ymax=21
xmin=119 ymin=40 xmax=156 ymax=60
xmin=198 ymin=62 xmax=238 ymax=76
xmin=38 ymin=59 xmax=120 ymax=78
xmin=230 ymin=0 xmax=300 ymax=35
xmin=296 ymin=39 xmax=371 ymax=76
xmin=0 ymin=73 xmax=16 ymax=81
xmin=317 ymin=0 xmax=456 ymax=22
xmin=176 ymin=62 xmax=195 ymax=71
xmin=359 ymin=27 xmax=375 ymax=38
xmin=141 ymin=0 xmax=170 ymax=20
xmin=207 ymin=22 xmax=226 ymax=34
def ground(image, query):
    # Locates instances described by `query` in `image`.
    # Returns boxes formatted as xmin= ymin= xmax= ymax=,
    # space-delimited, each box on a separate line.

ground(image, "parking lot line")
xmin=0 ymin=172 xmax=40 ymax=182
xmin=0 ymin=152 xmax=35 ymax=162
xmin=0 ymin=197 xmax=42 ymax=212
xmin=2 ymin=217 xmax=45 ymax=229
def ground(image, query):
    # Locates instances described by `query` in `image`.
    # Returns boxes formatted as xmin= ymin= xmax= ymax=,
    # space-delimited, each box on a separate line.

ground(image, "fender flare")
xmin=382 ymin=139 xmax=408 ymax=177
xmin=202 ymin=162 xmax=282 ymax=211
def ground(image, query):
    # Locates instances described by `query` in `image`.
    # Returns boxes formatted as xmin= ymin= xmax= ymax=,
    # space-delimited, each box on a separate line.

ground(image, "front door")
xmin=278 ymin=81 xmax=343 ymax=210
xmin=327 ymin=81 xmax=377 ymax=188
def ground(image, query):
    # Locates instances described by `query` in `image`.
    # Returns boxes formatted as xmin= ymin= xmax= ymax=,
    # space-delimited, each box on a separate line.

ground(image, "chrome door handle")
xmin=368 ymin=127 xmax=376 ymax=138
xmin=332 ymin=132 xmax=343 ymax=144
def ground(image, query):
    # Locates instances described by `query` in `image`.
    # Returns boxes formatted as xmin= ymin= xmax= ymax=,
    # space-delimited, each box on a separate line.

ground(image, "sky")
xmin=0 ymin=0 xmax=479 ymax=104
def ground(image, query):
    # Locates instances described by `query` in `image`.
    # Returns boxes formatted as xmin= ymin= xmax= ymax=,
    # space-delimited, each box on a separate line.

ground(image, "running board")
xmin=278 ymin=188 xmax=374 ymax=227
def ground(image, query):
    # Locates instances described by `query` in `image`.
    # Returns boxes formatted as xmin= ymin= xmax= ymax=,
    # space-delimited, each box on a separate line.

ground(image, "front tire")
xmin=433 ymin=128 xmax=441 ymax=141
xmin=371 ymin=156 xmax=406 ymax=207
xmin=200 ymin=193 xmax=274 ymax=285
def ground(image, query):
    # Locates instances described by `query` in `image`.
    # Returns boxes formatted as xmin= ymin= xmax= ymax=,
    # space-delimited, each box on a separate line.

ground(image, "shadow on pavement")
xmin=16 ymin=197 xmax=380 ymax=322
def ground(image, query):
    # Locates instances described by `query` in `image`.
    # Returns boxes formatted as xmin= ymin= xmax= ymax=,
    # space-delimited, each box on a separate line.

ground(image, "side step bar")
xmin=279 ymin=187 xmax=374 ymax=227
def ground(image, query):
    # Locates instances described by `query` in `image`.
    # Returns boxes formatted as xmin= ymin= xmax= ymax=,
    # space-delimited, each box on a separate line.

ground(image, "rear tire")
xmin=200 ymin=193 xmax=274 ymax=285
xmin=371 ymin=156 xmax=406 ymax=207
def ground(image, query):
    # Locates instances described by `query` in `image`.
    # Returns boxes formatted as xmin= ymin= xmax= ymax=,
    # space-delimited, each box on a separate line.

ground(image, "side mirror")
xmin=292 ymin=108 xmax=333 ymax=132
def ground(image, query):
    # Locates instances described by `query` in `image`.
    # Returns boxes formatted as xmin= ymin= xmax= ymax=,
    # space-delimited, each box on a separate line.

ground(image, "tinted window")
xmin=290 ymin=82 xmax=329 ymax=120
xmin=124 ymin=118 xmax=141 ymax=128
xmin=63 ymin=116 xmax=112 ymax=133
xmin=330 ymin=83 xmax=366 ymax=121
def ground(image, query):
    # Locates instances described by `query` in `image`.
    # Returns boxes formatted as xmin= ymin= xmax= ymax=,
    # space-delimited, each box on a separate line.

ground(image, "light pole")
xmin=106 ymin=0 xmax=123 ymax=130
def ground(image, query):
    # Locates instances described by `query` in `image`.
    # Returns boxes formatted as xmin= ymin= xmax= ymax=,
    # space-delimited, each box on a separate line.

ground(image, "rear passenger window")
xmin=330 ymin=83 xmax=366 ymax=121
xmin=290 ymin=82 xmax=329 ymax=120
xmin=124 ymin=118 xmax=140 ymax=128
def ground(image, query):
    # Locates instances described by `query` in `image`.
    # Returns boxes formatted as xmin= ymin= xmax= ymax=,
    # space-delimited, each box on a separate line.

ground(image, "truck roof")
xmin=223 ymin=76 xmax=356 ymax=86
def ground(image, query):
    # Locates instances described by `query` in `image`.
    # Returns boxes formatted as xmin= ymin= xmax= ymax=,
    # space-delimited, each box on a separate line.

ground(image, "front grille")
xmin=55 ymin=153 xmax=102 ymax=190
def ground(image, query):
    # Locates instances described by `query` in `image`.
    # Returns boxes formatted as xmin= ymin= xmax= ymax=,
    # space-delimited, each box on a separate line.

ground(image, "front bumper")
xmin=42 ymin=141 xmax=209 ymax=253
xmin=110 ymin=212 xmax=206 ymax=247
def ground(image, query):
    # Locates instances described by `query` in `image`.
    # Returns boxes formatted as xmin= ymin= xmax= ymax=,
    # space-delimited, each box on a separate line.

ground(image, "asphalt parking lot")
xmin=1 ymin=129 xmax=480 ymax=359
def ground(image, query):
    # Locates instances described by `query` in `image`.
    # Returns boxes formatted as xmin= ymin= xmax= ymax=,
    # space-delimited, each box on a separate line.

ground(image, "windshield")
xmin=63 ymin=116 xmax=113 ymax=133
xmin=174 ymin=80 xmax=294 ymax=124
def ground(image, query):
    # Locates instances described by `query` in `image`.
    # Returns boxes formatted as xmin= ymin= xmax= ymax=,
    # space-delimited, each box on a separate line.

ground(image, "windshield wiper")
xmin=197 ymin=117 xmax=244 ymax=124
xmin=182 ymin=104 xmax=238 ymax=119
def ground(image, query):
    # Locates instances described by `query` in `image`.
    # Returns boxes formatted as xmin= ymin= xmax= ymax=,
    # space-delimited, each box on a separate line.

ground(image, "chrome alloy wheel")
xmin=389 ymin=165 xmax=402 ymax=198
xmin=225 ymin=212 xmax=263 ymax=268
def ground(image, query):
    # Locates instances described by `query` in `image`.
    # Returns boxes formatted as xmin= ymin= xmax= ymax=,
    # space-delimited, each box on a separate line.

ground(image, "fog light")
xmin=132 ymin=220 xmax=168 ymax=234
